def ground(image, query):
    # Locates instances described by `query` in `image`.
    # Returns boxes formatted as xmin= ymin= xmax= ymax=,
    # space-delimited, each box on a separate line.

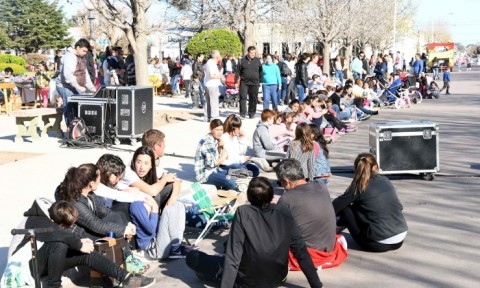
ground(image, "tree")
xmin=0 ymin=0 xmax=71 ymax=52
xmin=185 ymin=28 xmax=242 ymax=57
xmin=0 ymin=28 xmax=9 ymax=48
xmin=89 ymin=0 xmax=153 ymax=85
xmin=170 ymin=0 xmax=276 ymax=54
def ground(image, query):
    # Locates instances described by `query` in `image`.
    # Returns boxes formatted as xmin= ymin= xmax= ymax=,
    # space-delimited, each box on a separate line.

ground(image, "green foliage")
xmin=185 ymin=29 xmax=242 ymax=58
xmin=0 ymin=54 xmax=26 ymax=67
xmin=0 ymin=63 xmax=25 ymax=74
xmin=0 ymin=29 xmax=9 ymax=48
xmin=0 ymin=0 xmax=71 ymax=52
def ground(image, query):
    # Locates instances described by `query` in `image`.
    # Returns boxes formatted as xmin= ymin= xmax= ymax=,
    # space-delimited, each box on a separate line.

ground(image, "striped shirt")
xmin=285 ymin=140 xmax=315 ymax=180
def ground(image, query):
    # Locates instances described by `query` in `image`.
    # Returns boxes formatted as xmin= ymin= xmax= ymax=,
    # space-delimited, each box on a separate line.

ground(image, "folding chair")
xmin=191 ymin=182 xmax=237 ymax=246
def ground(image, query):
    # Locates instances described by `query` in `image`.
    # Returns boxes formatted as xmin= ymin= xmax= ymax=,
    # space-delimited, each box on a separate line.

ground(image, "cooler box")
xmin=369 ymin=121 xmax=439 ymax=178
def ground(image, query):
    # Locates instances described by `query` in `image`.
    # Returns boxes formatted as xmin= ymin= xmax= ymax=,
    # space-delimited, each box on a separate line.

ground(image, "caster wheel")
xmin=422 ymin=173 xmax=435 ymax=181
xmin=114 ymin=139 xmax=120 ymax=145
xmin=130 ymin=139 xmax=137 ymax=146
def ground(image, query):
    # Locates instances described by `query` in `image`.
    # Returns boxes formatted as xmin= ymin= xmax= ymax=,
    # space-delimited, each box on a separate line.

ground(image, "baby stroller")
xmin=379 ymin=78 xmax=403 ymax=105
xmin=221 ymin=73 xmax=239 ymax=108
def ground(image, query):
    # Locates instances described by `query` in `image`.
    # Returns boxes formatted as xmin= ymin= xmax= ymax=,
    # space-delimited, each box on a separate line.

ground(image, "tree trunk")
xmin=323 ymin=41 xmax=332 ymax=75
xmin=126 ymin=1 xmax=148 ymax=86
xmin=345 ymin=42 xmax=353 ymax=75
xmin=243 ymin=0 xmax=255 ymax=55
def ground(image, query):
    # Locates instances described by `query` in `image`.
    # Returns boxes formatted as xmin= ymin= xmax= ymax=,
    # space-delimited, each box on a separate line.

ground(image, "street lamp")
xmin=83 ymin=0 xmax=95 ymax=41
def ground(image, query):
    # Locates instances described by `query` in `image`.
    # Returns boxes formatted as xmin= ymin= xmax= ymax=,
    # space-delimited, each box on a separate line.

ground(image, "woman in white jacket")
xmin=220 ymin=114 xmax=260 ymax=177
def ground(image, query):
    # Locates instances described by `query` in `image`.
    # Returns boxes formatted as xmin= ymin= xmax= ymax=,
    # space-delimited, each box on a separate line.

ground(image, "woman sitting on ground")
xmin=309 ymin=124 xmax=331 ymax=185
xmin=118 ymin=145 xmax=177 ymax=213
xmin=54 ymin=163 xmax=147 ymax=273
xmin=221 ymin=114 xmax=262 ymax=175
xmin=195 ymin=119 xmax=238 ymax=190
xmin=333 ymin=153 xmax=408 ymax=252
xmin=55 ymin=163 xmax=136 ymax=241
xmin=284 ymin=123 xmax=315 ymax=180
xmin=124 ymin=146 xmax=187 ymax=259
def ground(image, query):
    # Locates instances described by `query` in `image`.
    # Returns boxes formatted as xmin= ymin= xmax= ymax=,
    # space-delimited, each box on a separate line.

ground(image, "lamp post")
xmin=83 ymin=0 xmax=95 ymax=41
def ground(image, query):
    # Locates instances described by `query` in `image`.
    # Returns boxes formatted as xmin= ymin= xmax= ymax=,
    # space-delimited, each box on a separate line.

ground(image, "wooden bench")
xmin=11 ymin=108 xmax=63 ymax=142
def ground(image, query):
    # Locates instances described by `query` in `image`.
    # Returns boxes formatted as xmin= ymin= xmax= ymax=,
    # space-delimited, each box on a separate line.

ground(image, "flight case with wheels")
xmin=369 ymin=121 xmax=439 ymax=180
xmin=115 ymin=86 xmax=153 ymax=145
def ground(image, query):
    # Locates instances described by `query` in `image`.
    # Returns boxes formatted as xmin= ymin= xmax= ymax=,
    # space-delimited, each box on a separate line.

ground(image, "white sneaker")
xmin=132 ymin=250 xmax=158 ymax=263
xmin=249 ymin=157 xmax=273 ymax=172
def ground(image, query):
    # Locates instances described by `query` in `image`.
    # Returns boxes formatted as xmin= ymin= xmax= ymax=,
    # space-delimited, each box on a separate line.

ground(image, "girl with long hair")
xmin=120 ymin=148 xmax=188 ymax=259
xmin=284 ymin=123 xmax=315 ymax=180
xmin=332 ymin=153 xmax=408 ymax=252
xmin=221 ymin=114 xmax=261 ymax=176
xmin=55 ymin=163 xmax=135 ymax=240
xmin=309 ymin=124 xmax=331 ymax=185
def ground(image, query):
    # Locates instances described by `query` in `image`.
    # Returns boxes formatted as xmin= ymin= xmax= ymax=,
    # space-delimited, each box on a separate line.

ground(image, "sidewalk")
xmin=1 ymin=74 xmax=479 ymax=287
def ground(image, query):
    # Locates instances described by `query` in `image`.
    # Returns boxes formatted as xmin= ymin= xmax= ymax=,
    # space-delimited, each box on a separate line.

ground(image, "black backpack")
xmin=280 ymin=62 xmax=292 ymax=77
xmin=68 ymin=117 xmax=90 ymax=141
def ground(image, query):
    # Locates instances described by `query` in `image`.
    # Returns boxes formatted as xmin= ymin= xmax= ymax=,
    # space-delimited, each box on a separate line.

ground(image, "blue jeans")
xmin=171 ymin=74 xmax=180 ymax=94
xmin=353 ymin=72 xmax=361 ymax=80
xmin=199 ymin=81 xmax=206 ymax=106
xmin=332 ymin=104 xmax=353 ymax=120
xmin=263 ymin=84 xmax=278 ymax=110
xmin=433 ymin=68 xmax=439 ymax=80
xmin=56 ymin=85 xmax=79 ymax=127
xmin=280 ymin=77 xmax=288 ymax=103
xmin=335 ymin=70 xmax=344 ymax=85
xmin=205 ymin=169 xmax=237 ymax=190
xmin=220 ymin=163 xmax=260 ymax=178
xmin=296 ymin=84 xmax=306 ymax=102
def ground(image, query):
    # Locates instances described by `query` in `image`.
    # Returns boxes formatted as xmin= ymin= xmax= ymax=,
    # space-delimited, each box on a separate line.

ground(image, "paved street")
xmin=0 ymin=70 xmax=479 ymax=287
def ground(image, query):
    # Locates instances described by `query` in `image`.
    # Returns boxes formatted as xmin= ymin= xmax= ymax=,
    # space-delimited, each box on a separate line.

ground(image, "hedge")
xmin=0 ymin=54 xmax=27 ymax=68
xmin=185 ymin=29 xmax=242 ymax=58
xmin=0 ymin=63 xmax=26 ymax=75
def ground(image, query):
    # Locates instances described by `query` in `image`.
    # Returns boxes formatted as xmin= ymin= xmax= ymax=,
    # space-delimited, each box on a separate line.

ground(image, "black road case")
xmin=68 ymin=96 xmax=116 ymax=142
xmin=369 ymin=121 xmax=439 ymax=180
xmin=115 ymin=86 xmax=153 ymax=145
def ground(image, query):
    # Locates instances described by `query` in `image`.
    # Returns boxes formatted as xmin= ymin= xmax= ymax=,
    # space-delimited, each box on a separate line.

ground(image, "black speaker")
xmin=115 ymin=86 xmax=153 ymax=140
xmin=77 ymin=99 xmax=116 ymax=141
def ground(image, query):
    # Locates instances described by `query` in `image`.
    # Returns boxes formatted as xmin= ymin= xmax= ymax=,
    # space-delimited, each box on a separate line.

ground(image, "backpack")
xmin=280 ymin=62 xmax=292 ymax=77
xmin=68 ymin=117 xmax=90 ymax=141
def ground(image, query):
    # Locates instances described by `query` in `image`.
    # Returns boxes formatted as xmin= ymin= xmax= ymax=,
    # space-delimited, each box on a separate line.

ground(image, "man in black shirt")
xmin=235 ymin=46 xmax=263 ymax=118
xmin=186 ymin=177 xmax=323 ymax=287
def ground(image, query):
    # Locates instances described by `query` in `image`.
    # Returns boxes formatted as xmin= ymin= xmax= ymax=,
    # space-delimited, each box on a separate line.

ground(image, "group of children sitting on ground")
xmin=2 ymin=118 xmax=409 ymax=287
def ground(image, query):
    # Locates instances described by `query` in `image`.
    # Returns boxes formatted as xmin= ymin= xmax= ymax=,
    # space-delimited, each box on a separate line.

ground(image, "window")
xmin=282 ymin=42 xmax=289 ymax=59
xmin=263 ymin=43 xmax=271 ymax=56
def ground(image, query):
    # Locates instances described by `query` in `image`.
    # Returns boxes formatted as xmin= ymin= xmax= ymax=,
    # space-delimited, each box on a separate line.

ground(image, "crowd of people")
xmin=2 ymin=117 xmax=409 ymax=287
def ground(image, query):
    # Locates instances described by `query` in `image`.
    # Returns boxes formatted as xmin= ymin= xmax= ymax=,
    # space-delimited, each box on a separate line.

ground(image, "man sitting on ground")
xmin=275 ymin=159 xmax=347 ymax=270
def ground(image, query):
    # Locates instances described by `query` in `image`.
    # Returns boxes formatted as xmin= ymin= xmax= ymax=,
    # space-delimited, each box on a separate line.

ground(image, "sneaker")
xmin=359 ymin=114 xmax=371 ymax=121
xmin=371 ymin=110 xmax=379 ymax=115
xmin=168 ymin=246 xmax=188 ymax=259
xmin=249 ymin=157 xmax=273 ymax=172
xmin=346 ymin=126 xmax=357 ymax=133
xmin=125 ymin=255 xmax=148 ymax=274
xmin=132 ymin=250 xmax=158 ymax=263
xmin=338 ymin=128 xmax=346 ymax=135
xmin=122 ymin=273 xmax=156 ymax=288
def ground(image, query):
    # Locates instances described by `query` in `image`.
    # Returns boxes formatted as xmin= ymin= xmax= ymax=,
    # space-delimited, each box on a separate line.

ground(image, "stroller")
xmin=221 ymin=73 xmax=240 ymax=108
xmin=379 ymin=77 xmax=403 ymax=105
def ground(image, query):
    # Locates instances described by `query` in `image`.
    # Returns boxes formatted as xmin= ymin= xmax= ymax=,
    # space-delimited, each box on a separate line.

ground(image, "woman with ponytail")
xmin=332 ymin=153 xmax=408 ymax=252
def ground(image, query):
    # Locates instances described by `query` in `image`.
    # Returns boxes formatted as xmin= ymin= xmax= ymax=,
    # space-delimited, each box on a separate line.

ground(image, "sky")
xmin=414 ymin=0 xmax=480 ymax=45
xmin=62 ymin=0 xmax=480 ymax=46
